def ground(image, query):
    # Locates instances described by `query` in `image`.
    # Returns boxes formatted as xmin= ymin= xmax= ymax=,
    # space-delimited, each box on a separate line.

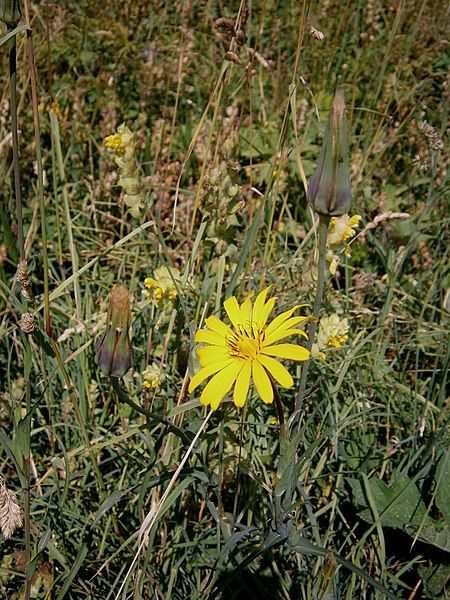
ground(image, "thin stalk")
xmin=8 ymin=30 xmax=24 ymax=260
xmin=22 ymin=341 xmax=32 ymax=600
xmin=23 ymin=0 xmax=52 ymax=336
xmin=294 ymin=214 xmax=331 ymax=418
xmin=273 ymin=382 xmax=286 ymax=526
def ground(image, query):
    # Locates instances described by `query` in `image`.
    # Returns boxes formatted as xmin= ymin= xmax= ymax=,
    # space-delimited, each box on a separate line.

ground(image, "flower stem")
xmin=273 ymin=382 xmax=286 ymax=442
xmin=273 ymin=382 xmax=286 ymax=526
xmin=293 ymin=214 xmax=331 ymax=419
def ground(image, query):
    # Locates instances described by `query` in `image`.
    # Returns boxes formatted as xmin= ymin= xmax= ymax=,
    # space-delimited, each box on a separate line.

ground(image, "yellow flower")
xmin=326 ymin=214 xmax=361 ymax=273
xmin=104 ymin=132 xmax=126 ymax=156
xmin=143 ymin=266 xmax=180 ymax=308
xmin=142 ymin=363 xmax=164 ymax=389
xmin=311 ymin=314 xmax=349 ymax=359
xmin=104 ymin=124 xmax=144 ymax=217
xmin=328 ymin=214 xmax=361 ymax=246
xmin=189 ymin=287 xmax=310 ymax=410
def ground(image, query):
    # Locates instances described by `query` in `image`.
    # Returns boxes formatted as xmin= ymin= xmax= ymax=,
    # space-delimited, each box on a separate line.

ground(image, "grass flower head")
xmin=189 ymin=287 xmax=310 ymax=410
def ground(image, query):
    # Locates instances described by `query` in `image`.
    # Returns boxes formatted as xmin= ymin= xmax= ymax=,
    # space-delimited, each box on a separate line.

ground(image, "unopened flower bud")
xmin=95 ymin=285 xmax=133 ymax=377
xmin=307 ymin=89 xmax=352 ymax=216
xmin=1 ymin=0 xmax=21 ymax=27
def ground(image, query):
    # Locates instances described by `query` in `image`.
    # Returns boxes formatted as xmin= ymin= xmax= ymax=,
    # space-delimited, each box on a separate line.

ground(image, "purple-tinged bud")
xmin=307 ymin=89 xmax=352 ymax=216
xmin=95 ymin=285 xmax=133 ymax=377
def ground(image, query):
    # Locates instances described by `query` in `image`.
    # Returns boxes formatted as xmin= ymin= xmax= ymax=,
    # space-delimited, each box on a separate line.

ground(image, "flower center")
xmin=226 ymin=322 xmax=263 ymax=361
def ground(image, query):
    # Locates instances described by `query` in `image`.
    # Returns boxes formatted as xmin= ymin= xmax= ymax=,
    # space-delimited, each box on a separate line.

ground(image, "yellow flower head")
xmin=104 ymin=132 xmax=126 ymax=157
xmin=311 ymin=314 xmax=349 ymax=359
xmin=189 ymin=287 xmax=310 ymax=410
xmin=142 ymin=363 xmax=164 ymax=389
xmin=143 ymin=266 xmax=179 ymax=308
xmin=104 ymin=124 xmax=135 ymax=158
xmin=328 ymin=214 xmax=361 ymax=246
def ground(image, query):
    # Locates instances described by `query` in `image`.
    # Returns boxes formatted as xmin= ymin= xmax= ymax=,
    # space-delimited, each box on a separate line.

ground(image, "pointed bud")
xmin=307 ymin=89 xmax=352 ymax=216
xmin=95 ymin=285 xmax=133 ymax=377
xmin=1 ymin=0 xmax=21 ymax=28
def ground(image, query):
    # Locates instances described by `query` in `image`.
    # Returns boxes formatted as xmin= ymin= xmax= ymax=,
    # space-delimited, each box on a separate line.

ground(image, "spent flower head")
xmin=143 ymin=266 xmax=180 ymax=309
xmin=189 ymin=287 xmax=310 ymax=410
xmin=311 ymin=314 xmax=349 ymax=359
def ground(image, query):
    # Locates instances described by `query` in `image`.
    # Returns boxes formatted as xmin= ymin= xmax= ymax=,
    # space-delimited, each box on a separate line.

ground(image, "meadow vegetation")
xmin=0 ymin=1 xmax=448 ymax=598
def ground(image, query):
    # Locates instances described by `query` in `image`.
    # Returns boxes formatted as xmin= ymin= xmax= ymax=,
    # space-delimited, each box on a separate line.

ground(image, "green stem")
xmin=110 ymin=377 xmax=194 ymax=447
xmin=273 ymin=383 xmax=286 ymax=526
xmin=294 ymin=214 xmax=331 ymax=418
xmin=23 ymin=341 xmax=32 ymax=600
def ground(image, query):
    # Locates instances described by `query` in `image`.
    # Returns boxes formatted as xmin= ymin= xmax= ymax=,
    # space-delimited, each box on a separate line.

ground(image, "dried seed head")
xmin=0 ymin=476 xmax=22 ymax=540
xmin=19 ymin=312 xmax=35 ymax=333
xmin=16 ymin=259 xmax=28 ymax=285
xmin=307 ymin=89 xmax=352 ymax=216
xmin=213 ymin=18 xmax=236 ymax=35
xmin=417 ymin=120 xmax=444 ymax=152
xmin=235 ymin=30 xmax=246 ymax=46
xmin=225 ymin=51 xmax=241 ymax=64
xmin=16 ymin=260 xmax=33 ymax=301
xmin=95 ymin=285 xmax=133 ymax=377
xmin=309 ymin=25 xmax=325 ymax=40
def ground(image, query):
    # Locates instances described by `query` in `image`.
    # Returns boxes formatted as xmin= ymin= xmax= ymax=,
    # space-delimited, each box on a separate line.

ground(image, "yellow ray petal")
xmin=262 ymin=328 xmax=308 ymax=346
xmin=198 ymin=346 xmax=230 ymax=366
xmin=256 ymin=296 xmax=277 ymax=328
xmin=189 ymin=359 xmax=233 ymax=392
xmin=195 ymin=329 xmax=227 ymax=346
xmin=239 ymin=294 xmax=253 ymax=323
xmin=205 ymin=315 xmax=231 ymax=337
xmin=257 ymin=355 xmax=293 ymax=388
xmin=233 ymin=361 xmax=251 ymax=407
xmin=252 ymin=361 xmax=274 ymax=404
xmin=252 ymin=286 xmax=272 ymax=323
xmin=269 ymin=315 xmax=309 ymax=333
xmin=223 ymin=296 xmax=242 ymax=328
xmin=200 ymin=360 xmax=243 ymax=410
xmin=264 ymin=306 xmax=300 ymax=337
xmin=261 ymin=343 xmax=310 ymax=361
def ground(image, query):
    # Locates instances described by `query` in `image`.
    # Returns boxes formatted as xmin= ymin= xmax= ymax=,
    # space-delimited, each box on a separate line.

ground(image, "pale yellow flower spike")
xmin=143 ymin=266 xmax=180 ymax=309
xmin=104 ymin=123 xmax=144 ymax=217
xmin=326 ymin=213 xmax=361 ymax=273
xmin=311 ymin=314 xmax=350 ymax=359
xmin=189 ymin=287 xmax=310 ymax=410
